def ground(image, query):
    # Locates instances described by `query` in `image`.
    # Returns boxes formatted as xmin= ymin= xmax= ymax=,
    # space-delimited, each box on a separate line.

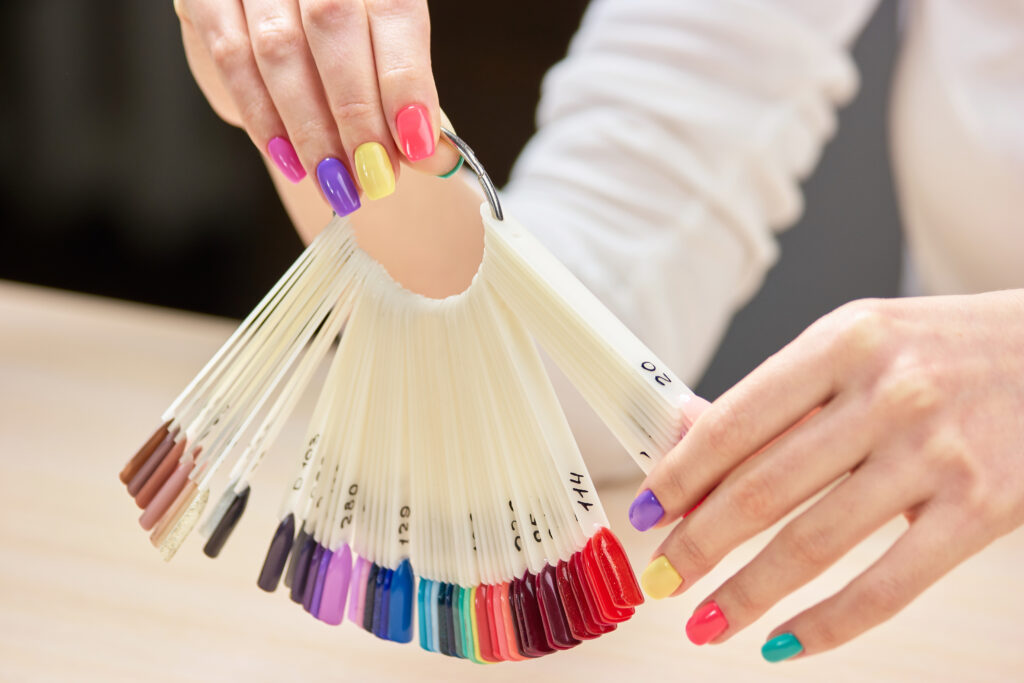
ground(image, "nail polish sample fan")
xmin=116 ymin=130 xmax=701 ymax=661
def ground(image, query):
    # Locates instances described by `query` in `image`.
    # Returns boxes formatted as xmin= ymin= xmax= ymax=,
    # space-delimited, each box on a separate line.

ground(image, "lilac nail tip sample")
xmin=628 ymin=489 xmax=665 ymax=531
xmin=318 ymin=545 xmax=352 ymax=625
xmin=316 ymin=157 xmax=360 ymax=217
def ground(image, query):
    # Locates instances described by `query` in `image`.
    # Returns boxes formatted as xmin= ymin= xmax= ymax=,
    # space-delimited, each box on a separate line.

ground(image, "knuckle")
xmin=209 ymin=31 xmax=251 ymax=71
xmin=806 ymin=617 xmax=842 ymax=651
xmin=671 ymin=530 xmax=713 ymax=574
xmin=329 ymin=98 xmax=380 ymax=128
xmin=302 ymin=0 xmax=361 ymax=30
xmin=832 ymin=299 xmax=892 ymax=360
xmin=727 ymin=471 xmax=777 ymax=521
xmin=860 ymin=573 xmax=908 ymax=616
xmin=874 ymin=362 xmax=943 ymax=419
xmin=251 ymin=18 xmax=304 ymax=63
xmin=785 ymin=522 xmax=836 ymax=568
xmin=724 ymin=577 xmax=763 ymax=615
xmin=702 ymin=396 xmax=744 ymax=460
xmin=366 ymin=0 xmax=421 ymax=19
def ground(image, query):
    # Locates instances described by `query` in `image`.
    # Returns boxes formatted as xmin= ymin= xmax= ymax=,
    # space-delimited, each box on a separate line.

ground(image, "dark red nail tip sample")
xmin=256 ymin=513 xmax=295 ymax=592
xmin=537 ymin=564 xmax=579 ymax=649
xmin=556 ymin=559 xmax=593 ymax=640
xmin=593 ymin=527 xmax=644 ymax=608
xmin=508 ymin=579 xmax=529 ymax=658
xmin=517 ymin=572 xmax=555 ymax=657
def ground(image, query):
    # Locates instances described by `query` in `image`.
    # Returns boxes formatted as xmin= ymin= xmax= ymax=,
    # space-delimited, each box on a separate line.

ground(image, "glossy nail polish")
xmin=536 ymin=565 xmax=579 ymax=649
xmin=289 ymin=534 xmax=316 ymax=603
xmin=267 ymin=136 xmax=305 ymax=182
xmin=762 ymin=632 xmax=804 ymax=662
xmin=592 ymin=527 xmax=644 ymax=608
xmin=362 ymin=563 xmax=379 ymax=630
xmin=302 ymin=544 xmax=324 ymax=612
xmin=309 ymin=547 xmax=332 ymax=617
xmin=353 ymin=142 xmax=395 ymax=199
xmin=387 ymin=559 xmax=414 ymax=643
xmin=395 ymin=103 xmax=435 ymax=161
xmin=640 ymin=555 xmax=682 ymax=600
xmin=316 ymin=157 xmax=360 ymax=216
xmin=686 ymin=600 xmax=728 ymax=645
xmin=475 ymin=585 xmax=497 ymax=661
xmin=202 ymin=485 xmax=249 ymax=558
xmin=568 ymin=552 xmax=615 ymax=635
xmin=317 ymin=544 xmax=352 ymax=625
xmin=582 ymin=541 xmax=634 ymax=623
xmin=256 ymin=513 xmax=295 ymax=592
xmin=629 ymin=489 xmax=665 ymax=531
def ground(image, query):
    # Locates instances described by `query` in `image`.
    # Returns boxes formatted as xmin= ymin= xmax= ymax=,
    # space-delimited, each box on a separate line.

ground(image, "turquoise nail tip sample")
xmin=762 ymin=632 xmax=804 ymax=662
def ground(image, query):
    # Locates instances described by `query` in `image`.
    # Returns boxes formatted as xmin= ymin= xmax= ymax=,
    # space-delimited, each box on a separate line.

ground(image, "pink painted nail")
xmin=267 ymin=137 xmax=306 ymax=182
xmin=395 ymin=104 xmax=435 ymax=161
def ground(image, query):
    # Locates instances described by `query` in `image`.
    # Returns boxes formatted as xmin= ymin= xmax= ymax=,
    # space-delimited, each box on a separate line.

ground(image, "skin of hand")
xmin=173 ymin=0 xmax=461 ymax=197
xmin=633 ymin=290 xmax=1024 ymax=660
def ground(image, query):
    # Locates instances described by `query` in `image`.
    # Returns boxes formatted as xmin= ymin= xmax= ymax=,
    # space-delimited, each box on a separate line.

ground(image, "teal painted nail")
xmin=762 ymin=633 xmax=804 ymax=662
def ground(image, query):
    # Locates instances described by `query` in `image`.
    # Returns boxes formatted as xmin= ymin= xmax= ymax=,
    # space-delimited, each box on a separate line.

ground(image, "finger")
xmin=244 ymin=0 xmax=359 ymax=214
xmin=177 ymin=1 xmax=243 ymax=126
xmin=365 ymin=0 xmax=458 ymax=174
xmin=639 ymin=395 xmax=872 ymax=600
xmin=635 ymin=322 xmax=844 ymax=527
xmin=687 ymin=455 xmax=929 ymax=645
xmin=183 ymin=0 xmax=303 ymax=182
xmin=302 ymin=0 xmax=399 ymax=200
xmin=761 ymin=503 xmax=970 ymax=662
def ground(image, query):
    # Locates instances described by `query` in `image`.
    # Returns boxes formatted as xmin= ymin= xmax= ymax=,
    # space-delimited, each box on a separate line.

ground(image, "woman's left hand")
xmin=629 ymin=290 xmax=1024 ymax=661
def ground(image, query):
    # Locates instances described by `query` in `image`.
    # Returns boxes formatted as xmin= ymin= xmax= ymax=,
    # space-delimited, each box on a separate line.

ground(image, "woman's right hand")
xmin=174 ymin=0 xmax=460 ymax=214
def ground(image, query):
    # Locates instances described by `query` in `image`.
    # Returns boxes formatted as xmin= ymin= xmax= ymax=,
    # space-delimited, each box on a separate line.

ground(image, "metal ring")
xmin=441 ymin=128 xmax=503 ymax=221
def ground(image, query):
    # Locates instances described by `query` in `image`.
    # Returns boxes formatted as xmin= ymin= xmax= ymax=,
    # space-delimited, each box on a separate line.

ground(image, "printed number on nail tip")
xmin=641 ymin=361 xmax=672 ymax=386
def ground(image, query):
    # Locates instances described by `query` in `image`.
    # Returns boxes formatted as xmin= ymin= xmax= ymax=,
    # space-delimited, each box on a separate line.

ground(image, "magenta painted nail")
xmin=628 ymin=489 xmax=664 ymax=531
xmin=316 ymin=157 xmax=360 ymax=216
xmin=267 ymin=137 xmax=305 ymax=182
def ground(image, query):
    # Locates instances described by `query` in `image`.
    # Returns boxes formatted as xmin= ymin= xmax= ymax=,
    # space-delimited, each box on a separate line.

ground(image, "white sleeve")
xmin=503 ymin=0 xmax=879 ymax=480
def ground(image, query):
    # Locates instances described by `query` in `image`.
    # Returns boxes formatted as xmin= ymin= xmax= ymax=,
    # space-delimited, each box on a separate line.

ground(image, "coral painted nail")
xmin=686 ymin=601 xmax=728 ymax=645
xmin=395 ymin=103 xmax=435 ymax=161
xmin=628 ymin=489 xmax=664 ymax=531
xmin=267 ymin=137 xmax=305 ymax=182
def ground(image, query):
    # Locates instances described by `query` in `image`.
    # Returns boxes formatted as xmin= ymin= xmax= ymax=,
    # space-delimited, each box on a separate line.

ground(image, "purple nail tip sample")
xmin=628 ymin=489 xmax=665 ymax=531
xmin=256 ymin=513 xmax=295 ymax=592
xmin=316 ymin=157 xmax=360 ymax=216
xmin=318 ymin=545 xmax=352 ymax=625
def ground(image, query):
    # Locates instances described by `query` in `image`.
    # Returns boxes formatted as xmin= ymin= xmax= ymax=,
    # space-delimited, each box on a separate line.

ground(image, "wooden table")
xmin=1 ymin=280 xmax=1022 ymax=682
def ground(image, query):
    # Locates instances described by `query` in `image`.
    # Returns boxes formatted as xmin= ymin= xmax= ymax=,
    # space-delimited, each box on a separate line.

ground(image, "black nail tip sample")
xmin=284 ymin=526 xmax=310 ymax=589
xmin=202 ymin=486 xmax=250 ymax=558
xmin=302 ymin=544 xmax=324 ymax=612
xmin=256 ymin=513 xmax=295 ymax=592
xmin=363 ymin=563 xmax=380 ymax=631
xmin=289 ymin=535 xmax=317 ymax=603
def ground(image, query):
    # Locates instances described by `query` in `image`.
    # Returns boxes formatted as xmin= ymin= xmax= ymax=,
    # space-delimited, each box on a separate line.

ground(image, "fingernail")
xmin=686 ymin=601 xmax=728 ymax=645
xmin=628 ymin=489 xmax=664 ymax=531
xmin=762 ymin=632 xmax=803 ymax=662
xmin=640 ymin=555 xmax=682 ymax=600
xmin=395 ymin=103 xmax=435 ymax=161
xmin=267 ymin=137 xmax=305 ymax=182
xmin=353 ymin=142 xmax=395 ymax=200
xmin=316 ymin=157 xmax=360 ymax=216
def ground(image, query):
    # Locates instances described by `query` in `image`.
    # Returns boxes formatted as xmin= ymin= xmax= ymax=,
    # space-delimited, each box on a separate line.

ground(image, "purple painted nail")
xmin=267 ymin=137 xmax=305 ymax=182
xmin=628 ymin=489 xmax=664 ymax=531
xmin=316 ymin=157 xmax=360 ymax=216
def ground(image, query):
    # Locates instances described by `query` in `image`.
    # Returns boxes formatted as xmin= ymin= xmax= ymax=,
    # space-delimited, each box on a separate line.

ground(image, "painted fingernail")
xmin=353 ymin=142 xmax=395 ymax=200
xmin=686 ymin=601 xmax=728 ymax=645
xmin=640 ymin=555 xmax=682 ymax=600
xmin=316 ymin=157 xmax=361 ymax=216
xmin=267 ymin=137 xmax=305 ymax=182
xmin=762 ymin=632 xmax=804 ymax=662
xmin=395 ymin=103 xmax=435 ymax=161
xmin=628 ymin=489 xmax=664 ymax=531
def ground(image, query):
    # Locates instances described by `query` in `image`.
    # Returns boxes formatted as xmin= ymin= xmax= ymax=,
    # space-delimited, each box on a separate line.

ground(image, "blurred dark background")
xmin=0 ymin=1 xmax=901 ymax=398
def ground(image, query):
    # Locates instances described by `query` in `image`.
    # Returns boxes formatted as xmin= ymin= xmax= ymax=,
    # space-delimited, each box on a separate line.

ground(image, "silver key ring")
xmin=440 ymin=128 xmax=503 ymax=221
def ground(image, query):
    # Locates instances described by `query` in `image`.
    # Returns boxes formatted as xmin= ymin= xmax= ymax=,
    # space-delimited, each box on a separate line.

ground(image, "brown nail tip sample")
xmin=120 ymin=421 xmax=171 ymax=484
xmin=135 ymin=438 xmax=187 ymax=509
xmin=126 ymin=431 xmax=176 ymax=496
xmin=257 ymin=513 xmax=296 ymax=592
xmin=202 ymin=485 xmax=250 ymax=558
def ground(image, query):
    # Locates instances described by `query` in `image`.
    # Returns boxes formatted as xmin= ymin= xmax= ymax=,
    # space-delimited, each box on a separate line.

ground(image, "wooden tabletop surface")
xmin=1 ymin=279 xmax=1022 ymax=682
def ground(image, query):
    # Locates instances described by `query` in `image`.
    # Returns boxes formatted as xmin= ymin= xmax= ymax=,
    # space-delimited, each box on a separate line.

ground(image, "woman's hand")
xmin=629 ymin=291 xmax=1024 ymax=661
xmin=174 ymin=0 xmax=459 ymax=215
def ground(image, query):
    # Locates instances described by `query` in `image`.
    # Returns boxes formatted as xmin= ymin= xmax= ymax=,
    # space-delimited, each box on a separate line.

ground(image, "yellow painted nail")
xmin=353 ymin=142 xmax=395 ymax=200
xmin=641 ymin=555 xmax=683 ymax=600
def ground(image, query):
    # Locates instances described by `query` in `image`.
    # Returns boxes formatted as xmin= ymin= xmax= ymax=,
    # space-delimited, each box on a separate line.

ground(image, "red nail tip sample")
xmin=593 ymin=527 xmax=644 ymax=608
xmin=583 ymin=540 xmax=634 ymax=623
xmin=569 ymin=552 xmax=615 ymax=635
xmin=518 ymin=572 xmax=555 ymax=657
xmin=475 ymin=585 xmax=496 ymax=662
xmin=556 ymin=559 xmax=594 ymax=640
